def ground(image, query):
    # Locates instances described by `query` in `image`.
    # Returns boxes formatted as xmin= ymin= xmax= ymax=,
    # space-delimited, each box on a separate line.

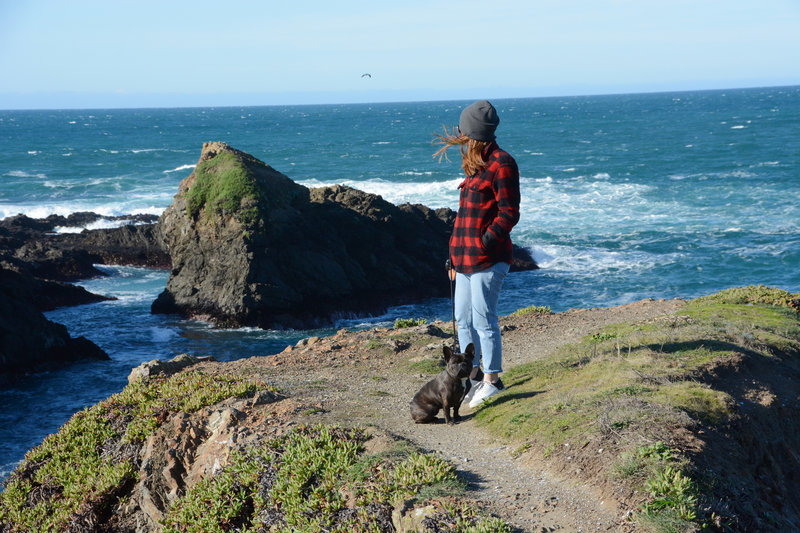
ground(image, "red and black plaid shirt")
xmin=449 ymin=141 xmax=520 ymax=274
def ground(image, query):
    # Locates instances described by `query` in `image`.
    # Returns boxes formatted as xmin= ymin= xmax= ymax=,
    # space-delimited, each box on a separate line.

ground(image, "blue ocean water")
xmin=1 ymin=86 xmax=799 ymax=480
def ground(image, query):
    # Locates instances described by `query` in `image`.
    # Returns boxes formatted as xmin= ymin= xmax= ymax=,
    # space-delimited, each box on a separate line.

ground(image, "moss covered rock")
xmin=153 ymin=142 xmax=535 ymax=329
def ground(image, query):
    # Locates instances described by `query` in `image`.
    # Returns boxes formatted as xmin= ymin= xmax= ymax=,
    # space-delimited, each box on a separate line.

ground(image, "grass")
xmin=0 ymin=370 xmax=273 ymax=533
xmin=1 ymin=369 xmax=508 ymax=532
xmin=407 ymin=357 xmax=446 ymax=375
xmin=184 ymin=150 xmax=264 ymax=226
xmin=162 ymin=424 xmax=511 ymax=532
xmin=471 ymin=285 xmax=800 ymax=531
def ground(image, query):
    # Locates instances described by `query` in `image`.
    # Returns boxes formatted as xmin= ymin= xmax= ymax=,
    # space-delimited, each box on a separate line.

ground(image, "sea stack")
xmin=152 ymin=142 xmax=460 ymax=328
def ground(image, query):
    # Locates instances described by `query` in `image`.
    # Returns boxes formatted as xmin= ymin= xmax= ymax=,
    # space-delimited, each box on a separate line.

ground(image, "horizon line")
xmin=2 ymin=82 xmax=799 ymax=112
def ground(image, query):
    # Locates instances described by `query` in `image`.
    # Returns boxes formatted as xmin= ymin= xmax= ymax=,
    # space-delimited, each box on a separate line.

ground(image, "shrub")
xmin=394 ymin=317 xmax=428 ymax=329
xmin=511 ymin=305 xmax=552 ymax=316
xmin=693 ymin=285 xmax=799 ymax=312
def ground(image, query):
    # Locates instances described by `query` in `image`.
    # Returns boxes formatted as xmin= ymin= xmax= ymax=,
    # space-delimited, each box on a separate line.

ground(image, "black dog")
xmin=409 ymin=343 xmax=474 ymax=424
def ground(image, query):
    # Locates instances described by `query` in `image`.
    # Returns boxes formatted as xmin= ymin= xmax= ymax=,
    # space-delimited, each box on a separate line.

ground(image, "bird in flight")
xmin=361 ymin=73 xmax=372 ymax=78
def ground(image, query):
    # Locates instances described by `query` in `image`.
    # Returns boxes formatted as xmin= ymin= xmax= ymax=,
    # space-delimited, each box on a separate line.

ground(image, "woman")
xmin=434 ymin=100 xmax=520 ymax=408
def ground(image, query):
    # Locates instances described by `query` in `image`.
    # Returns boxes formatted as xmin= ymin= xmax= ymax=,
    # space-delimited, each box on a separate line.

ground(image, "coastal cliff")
xmin=152 ymin=142 xmax=536 ymax=329
xmin=2 ymin=286 xmax=798 ymax=532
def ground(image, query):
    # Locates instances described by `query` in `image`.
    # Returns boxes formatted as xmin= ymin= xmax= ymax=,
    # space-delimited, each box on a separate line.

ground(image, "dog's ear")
xmin=442 ymin=344 xmax=454 ymax=362
xmin=464 ymin=343 xmax=475 ymax=361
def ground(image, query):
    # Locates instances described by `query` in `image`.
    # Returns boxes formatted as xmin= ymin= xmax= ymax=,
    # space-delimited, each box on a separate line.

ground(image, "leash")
xmin=446 ymin=259 xmax=459 ymax=352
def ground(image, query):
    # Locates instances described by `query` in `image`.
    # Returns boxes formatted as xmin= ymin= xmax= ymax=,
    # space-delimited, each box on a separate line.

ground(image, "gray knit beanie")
xmin=459 ymin=100 xmax=499 ymax=141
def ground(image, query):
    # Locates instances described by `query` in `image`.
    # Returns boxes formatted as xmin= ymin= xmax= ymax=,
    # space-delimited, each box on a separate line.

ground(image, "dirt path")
xmin=227 ymin=298 xmax=687 ymax=532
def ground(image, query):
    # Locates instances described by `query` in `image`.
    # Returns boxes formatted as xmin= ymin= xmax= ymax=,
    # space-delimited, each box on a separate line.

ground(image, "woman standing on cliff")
xmin=434 ymin=100 xmax=521 ymax=408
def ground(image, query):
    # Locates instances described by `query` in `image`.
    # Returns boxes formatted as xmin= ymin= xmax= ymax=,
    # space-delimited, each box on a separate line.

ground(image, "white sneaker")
xmin=463 ymin=379 xmax=483 ymax=404
xmin=469 ymin=381 xmax=502 ymax=408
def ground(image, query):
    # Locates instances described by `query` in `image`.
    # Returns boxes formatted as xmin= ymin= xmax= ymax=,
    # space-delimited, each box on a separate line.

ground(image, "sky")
xmin=1 ymin=0 xmax=799 ymax=109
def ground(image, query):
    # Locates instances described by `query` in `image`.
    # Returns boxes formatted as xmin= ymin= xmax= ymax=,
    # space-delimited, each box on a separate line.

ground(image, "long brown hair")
xmin=432 ymin=126 xmax=489 ymax=176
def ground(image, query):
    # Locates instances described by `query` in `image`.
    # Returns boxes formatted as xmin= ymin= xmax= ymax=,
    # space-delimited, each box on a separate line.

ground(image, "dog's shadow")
xmin=427 ymin=412 xmax=476 ymax=424
xmin=429 ymin=389 xmax=544 ymax=424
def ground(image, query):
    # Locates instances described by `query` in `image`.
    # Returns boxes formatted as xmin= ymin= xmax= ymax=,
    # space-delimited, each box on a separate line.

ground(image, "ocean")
xmin=1 ymin=86 xmax=798 ymax=481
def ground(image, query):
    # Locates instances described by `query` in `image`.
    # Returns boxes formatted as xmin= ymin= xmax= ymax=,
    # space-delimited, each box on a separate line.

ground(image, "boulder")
xmin=127 ymin=353 xmax=216 ymax=384
xmin=152 ymin=142 xmax=536 ymax=329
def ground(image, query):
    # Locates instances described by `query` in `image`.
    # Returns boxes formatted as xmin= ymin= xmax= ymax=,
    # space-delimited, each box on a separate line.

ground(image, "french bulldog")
xmin=409 ymin=343 xmax=475 ymax=424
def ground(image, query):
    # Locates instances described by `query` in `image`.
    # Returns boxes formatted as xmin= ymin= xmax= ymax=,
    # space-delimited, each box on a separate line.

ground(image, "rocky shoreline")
xmin=0 ymin=212 xmax=168 ymax=382
xmin=151 ymin=142 xmax=536 ymax=329
xmin=1 ymin=142 xmax=537 ymax=380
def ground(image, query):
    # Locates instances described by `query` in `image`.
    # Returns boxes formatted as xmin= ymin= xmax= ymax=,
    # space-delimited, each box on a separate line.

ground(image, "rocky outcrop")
xmin=127 ymin=353 xmax=216 ymax=384
xmin=152 ymin=142 xmax=537 ymax=329
xmin=0 ymin=267 xmax=109 ymax=383
xmin=0 ymin=212 xmax=166 ymax=380
xmin=1 ymin=213 xmax=169 ymax=280
xmin=116 ymin=355 xmax=281 ymax=531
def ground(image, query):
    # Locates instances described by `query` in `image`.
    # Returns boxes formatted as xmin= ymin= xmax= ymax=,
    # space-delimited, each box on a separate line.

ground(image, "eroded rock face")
xmin=123 ymin=393 xmax=281 ymax=530
xmin=0 ymin=267 xmax=109 ymax=382
xmin=152 ymin=142 xmax=536 ymax=329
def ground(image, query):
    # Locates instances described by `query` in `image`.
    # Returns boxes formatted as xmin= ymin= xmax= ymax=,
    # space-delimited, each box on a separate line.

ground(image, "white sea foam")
xmin=44 ymin=180 xmax=71 ymax=189
xmin=0 ymin=203 xmax=165 ymax=221
xmin=53 ymin=218 xmax=135 ymax=234
xmin=130 ymin=148 xmax=168 ymax=154
xmin=6 ymin=170 xmax=47 ymax=179
xmin=397 ymin=171 xmax=433 ymax=176
xmin=150 ymin=327 xmax=179 ymax=343
xmin=298 ymin=177 xmax=462 ymax=208
xmin=164 ymin=164 xmax=195 ymax=174
xmin=731 ymin=125 xmax=746 ymax=129
xmin=528 ymin=244 xmax=666 ymax=276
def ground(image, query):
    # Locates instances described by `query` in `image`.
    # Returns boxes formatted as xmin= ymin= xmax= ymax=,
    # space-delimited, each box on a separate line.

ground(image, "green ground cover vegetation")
xmin=163 ymin=424 xmax=509 ymax=532
xmin=185 ymin=151 xmax=264 ymax=226
xmin=0 ymin=371 xmax=271 ymax=532
xmin=473 ymin=285 xmax=799 ymax=532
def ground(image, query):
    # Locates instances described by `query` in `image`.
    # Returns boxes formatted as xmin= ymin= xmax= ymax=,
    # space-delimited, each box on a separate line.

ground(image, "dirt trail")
xmin=229 ymin=297 xmax=686 ymax=532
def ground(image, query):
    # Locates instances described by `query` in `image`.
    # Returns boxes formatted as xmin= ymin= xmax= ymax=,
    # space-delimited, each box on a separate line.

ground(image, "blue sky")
xmin=1 ymin=0 xmax=798 ymax=109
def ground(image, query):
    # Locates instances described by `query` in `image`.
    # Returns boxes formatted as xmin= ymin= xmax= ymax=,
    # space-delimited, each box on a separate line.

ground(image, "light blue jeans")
xmin=454 ymin=262 xmax=510 ymax=374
